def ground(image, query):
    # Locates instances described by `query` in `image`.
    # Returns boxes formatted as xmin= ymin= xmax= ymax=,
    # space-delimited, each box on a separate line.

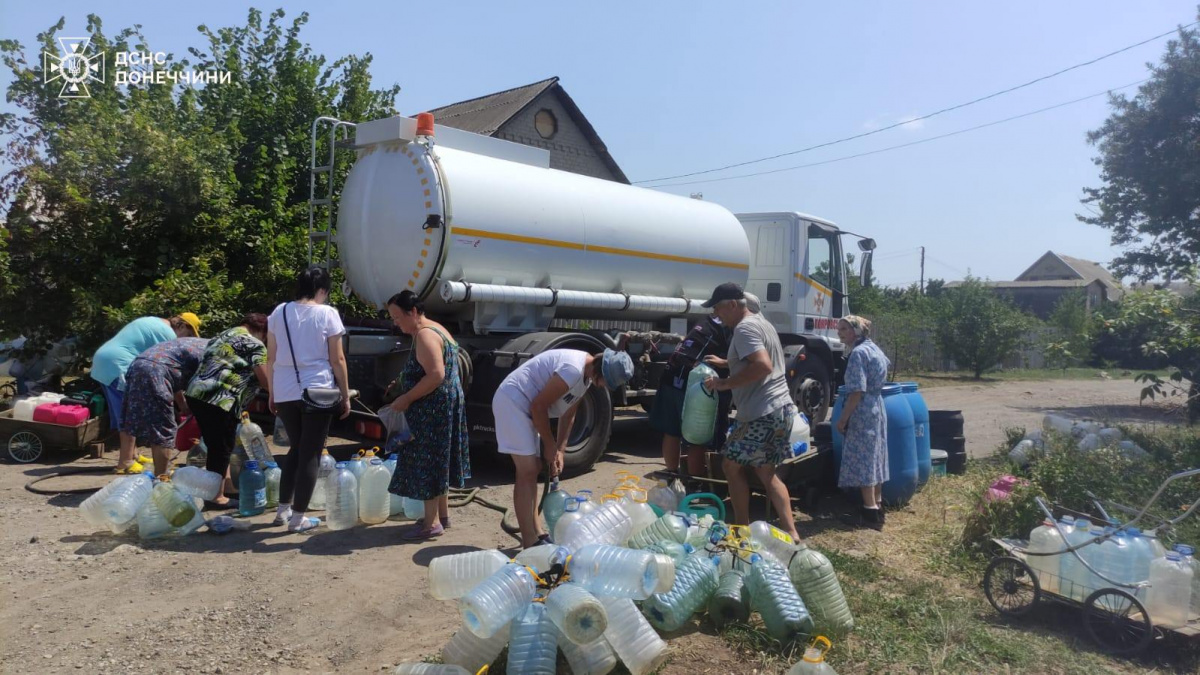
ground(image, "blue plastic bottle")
xmin=899 ymin=382 xmax=931 ymax=486
xmin=238 ymin=460 xmax=267 ymax=516
xmin=881 ymin=384 xmax=918 ymax=506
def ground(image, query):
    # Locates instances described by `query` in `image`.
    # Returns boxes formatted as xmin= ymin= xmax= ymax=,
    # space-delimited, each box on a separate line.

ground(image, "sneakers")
xmin=272 ymin=506 xmax=293 ymax=526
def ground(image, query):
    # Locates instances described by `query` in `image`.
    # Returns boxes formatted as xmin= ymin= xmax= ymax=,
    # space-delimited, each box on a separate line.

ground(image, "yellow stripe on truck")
xmin=795 ymin=272 xmax=832 ymax=295
xmin=451 ymin=226 xmax=749 ymax=270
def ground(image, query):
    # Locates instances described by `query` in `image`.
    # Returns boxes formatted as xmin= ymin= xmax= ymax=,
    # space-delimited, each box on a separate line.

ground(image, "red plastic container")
xmin=176 ymin=415 xmax=201 ymax=452
xmin=33 ymin=403 xmax=63 ymax=424
xmin=55 ymin=404 xmax=90 ymax=426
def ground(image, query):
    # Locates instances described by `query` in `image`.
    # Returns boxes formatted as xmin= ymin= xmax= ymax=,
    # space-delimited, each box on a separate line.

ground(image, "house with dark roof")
xmin=947 ymin=251 xmax=1124 ymax=318
xmin=428 ymin=76 xmax=628 ymax=184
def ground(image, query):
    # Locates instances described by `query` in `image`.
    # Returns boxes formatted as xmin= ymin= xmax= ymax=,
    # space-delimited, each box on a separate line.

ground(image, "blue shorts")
xmin=101 ymin=382 xmax=125 ymax=432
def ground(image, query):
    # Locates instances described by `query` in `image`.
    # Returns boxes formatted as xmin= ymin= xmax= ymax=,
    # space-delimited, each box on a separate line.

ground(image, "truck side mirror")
xmin=859 ymin=251 xmax=874 ymax=289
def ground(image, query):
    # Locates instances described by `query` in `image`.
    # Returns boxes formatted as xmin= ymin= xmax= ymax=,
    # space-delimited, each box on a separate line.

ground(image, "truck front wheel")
xmin=556 ymin=385 xmax=613 ymax=476
xmin=790 ymin=353 xmax=831 ymax=423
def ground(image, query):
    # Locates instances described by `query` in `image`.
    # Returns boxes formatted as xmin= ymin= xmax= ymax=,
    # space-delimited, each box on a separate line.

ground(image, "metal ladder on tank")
xmin=308 ymin=116 xmax=357 ymax=269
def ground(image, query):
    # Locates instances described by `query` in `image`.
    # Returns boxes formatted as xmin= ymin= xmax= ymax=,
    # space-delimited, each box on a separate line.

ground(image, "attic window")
xmin=535 ymin=109 xmax=558 ymax=139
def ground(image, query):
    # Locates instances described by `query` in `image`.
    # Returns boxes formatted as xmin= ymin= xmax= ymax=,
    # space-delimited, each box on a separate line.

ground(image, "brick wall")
xmin=495 ymin=91 xmax=621 ymax=182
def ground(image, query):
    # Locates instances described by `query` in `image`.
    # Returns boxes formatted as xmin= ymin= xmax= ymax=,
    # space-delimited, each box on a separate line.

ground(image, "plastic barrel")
xmin=881 ymin=384 xmax=918 ymax=506
xmin=928 ymin=410 xmax=964 ymax=442
xmin=937 ymin=436 xmax=968 ymax=475
xmin=899 ymin=383 xmax=931 ymax=486
xmin=830 ymin=385 xmax=847 ymax=478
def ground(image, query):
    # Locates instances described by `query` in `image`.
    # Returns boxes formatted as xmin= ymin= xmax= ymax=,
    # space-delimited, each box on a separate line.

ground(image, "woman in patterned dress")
xmin=834 ymin=315 xmax=892 ymax=528
xmin=383 ymin=290 xmax=470 ymax=541
xmin=122 ymin=337 xmax=209 ymax=476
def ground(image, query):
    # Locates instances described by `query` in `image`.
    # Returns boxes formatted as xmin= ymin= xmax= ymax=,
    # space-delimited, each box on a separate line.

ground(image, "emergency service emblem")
xmin=43 ymin=37 xmax=105 ymax=99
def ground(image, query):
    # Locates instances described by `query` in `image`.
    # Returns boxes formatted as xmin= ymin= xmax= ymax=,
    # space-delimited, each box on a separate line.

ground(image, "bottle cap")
xmin=266 ymin=462 xmax=278 ymax=468
xmin=370 ymin=458 xmax=383 ymax=465
xmin=388 ymin=453 xmax=398 ymax=460
xmin=749 ymin=553 xmax=762 ymax=564
xmin=1125 ymin=527 xmax=1141 ymax=536
xmin=321 ymin=448 xmax=330 ymax=455
xmin=335 ymin=461 xmax=347 ymax=468
xmin=1166 ymin=552 xmax=1182 ymax=561
xmin=683 ymin=543 xmax=694 ymax=554
xmin=1174 ymin=544 xmax=1195 ymax=556
xmin=244 ymin=460 xmax=259 ymax=470
xmin=564 ymin=498 xmax=580 ymax=512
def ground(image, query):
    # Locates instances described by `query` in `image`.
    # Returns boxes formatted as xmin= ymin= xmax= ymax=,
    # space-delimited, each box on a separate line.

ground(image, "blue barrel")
xmin=900 ymin=382 xmax=932 ymax=486
xmin=830 ymin=385 xmax=847 ymax=478
xmin=882 ymin=384 xmax=918 ymax=506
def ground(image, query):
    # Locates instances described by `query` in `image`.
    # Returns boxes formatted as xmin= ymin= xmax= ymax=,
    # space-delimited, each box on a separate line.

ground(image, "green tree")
xmin=1106 ymin=283 xmax=1200 ymax=423
xmin=844 ymin=252 xmax=884 ymax=316
xmin=934 ymin=276 xmax=1032 ymax=379
xmin=1080 ymin=16 xmax=1200 ymax=282
xmin=1044 ymin=290 xmax=1094 ymax=368
xmin=0 ymin=10 xmax=398 ymax=352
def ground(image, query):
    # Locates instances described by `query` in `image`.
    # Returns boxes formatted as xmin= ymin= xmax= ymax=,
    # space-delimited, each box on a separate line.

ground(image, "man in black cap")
xmin=701 ymin=282 xmax=802 ymax=542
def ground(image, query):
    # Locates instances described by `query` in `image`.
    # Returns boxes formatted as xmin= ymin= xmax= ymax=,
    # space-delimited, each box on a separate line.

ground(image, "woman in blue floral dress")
xmin=383 ymin=291 xmax=470 ymax=540
xmin=835 ymin=315 xmax=891 ymax=527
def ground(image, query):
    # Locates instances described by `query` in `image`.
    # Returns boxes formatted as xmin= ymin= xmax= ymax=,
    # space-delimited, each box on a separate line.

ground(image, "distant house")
xmin=428 ymin=76 xmax=628 ymax=184
xmin=948 ymin=251 xmax=1124 ymax=318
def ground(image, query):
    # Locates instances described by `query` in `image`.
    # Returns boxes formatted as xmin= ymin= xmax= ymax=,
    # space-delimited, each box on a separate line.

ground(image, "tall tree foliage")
xmin=0 ymin=10 xmax=399 ymax=352
xmin=934 ymin=276 xmax=1031 ymax=379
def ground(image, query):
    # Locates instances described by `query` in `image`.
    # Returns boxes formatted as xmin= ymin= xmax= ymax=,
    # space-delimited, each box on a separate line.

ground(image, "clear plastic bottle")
xmin=788 ymin=546 xmax=854 ymax=636
xmin=428 ymin=548 xmax=511 ymax=601
xmin=358 ymin=458 xmax=392 ymax=525
xmin=506 ymin=601 xmax=558 ymax=675
xmin=557 ymin=627 xmax=617 ymax=675
xmin=238 ymin=412 xmax=274 ymax=466
xmin=170 ymin=466 xmax=223 ymax=501
xmin=440 ymin=621 xmax=510 ymax=674
xmin=650 ymin=553 xmax=676 ymax=594
xmin=263 ymin=462 xmax=281 ymax=508
xmin=1147 ymin=552 xmax=1193 ymax=627
xmin=383 ymin=453 xmax=404 ymax=516
xmin=514 ymin=544 xmax=570 ymax=575
xmin=709 ymin=568 xmax=751 ymax=627
xmin=749 ymin=520 xmax=799 ymax=567
xmin=627 ymin=513 xmax=691 ymax=550
xmin=642 ymin=553 xmax=720 ymax=632
xmin=273 ymin=416 xmax=289 ymax=446
xmin=177 ymin=496 xmax=206 ymax=536
xmin=599 ymin=596 xmax=668 ymax=675
xmin=542 ymin=479 xmax=572 ymax=535
xmin=402 ymin=496 xmax=424 ymax=520
xmin=326 ymin=462 xmax=359 ymax=531
xmin=558 ymin=500 xmax=634 ymax=551
xmin=458 ymin=564 xmax=538 ymax=638
xmin=1059 ymin=517 xmax=1093 ymax=601
xmin=681 ymin=363 xmax=718 ymax=445
xmin=576 ymin=490 xmax=597 ymax=515
xmin=79 ymin=475 xmax=135 ymax=531
xmin=554 ymin=498 xmax=585 ymax=542
xmin=135 ymin=492 xmax=173 ymax=540
xmin=747 ymin=557 xmax=814 ymax=642
xmin=392 ymin=664 xmax=470 ymax=675
xmin=787 ymin=636 xmax=839 ymax=675
xmin=1124 ymin=528 xmax=1157 ymax=599
xmin=1027 ymin=519 xmax=1065 ymax=595
xmin=626 ymin=490 xmax=660 ymax=536
xmin=310 ymin=448 xmax=336 ymax=511
xmin=100 ymin=472 xmax=155 ymax=532
xmin=648 ymin=480 xmax=679 ymax=513
xmin=1171 ymin=544 xmax=1200 ymax=619
xmin=568 ymin=544 xmax=660 ymax=600
xmin=345 ymin=453 xmax=367 ymax=482
xmin=238 ymin=460 xmax=267 ymax=517
xmin=545 ymin=582 xmax=608 ymax=645
xmin=150 ymin=476 xmax=197 ymax=528
xmin=645 ymin=540 xmax=692 ymax=564
xmin=1093 ymin=527 xmax=1131 ymax=589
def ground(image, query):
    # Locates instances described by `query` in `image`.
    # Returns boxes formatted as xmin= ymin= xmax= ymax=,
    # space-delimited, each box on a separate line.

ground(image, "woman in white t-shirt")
xmin=266 ymin=267 xmax=349 ymax=533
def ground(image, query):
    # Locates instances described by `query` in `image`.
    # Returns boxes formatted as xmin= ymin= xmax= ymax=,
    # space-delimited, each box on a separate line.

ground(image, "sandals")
xmin=415 ymin=517 xmax=452 ymax=530
xmin=288 ymin=516 xmax=320 ymax=533
xmin=113 ymin=462 xmax=144 ymax=475
xmin=402 ymin=523 xmax=444 ymax=541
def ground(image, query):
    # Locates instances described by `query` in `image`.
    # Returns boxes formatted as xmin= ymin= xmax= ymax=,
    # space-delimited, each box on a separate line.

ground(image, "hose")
xmin=26 ymin=465 xmax=119 ymax=495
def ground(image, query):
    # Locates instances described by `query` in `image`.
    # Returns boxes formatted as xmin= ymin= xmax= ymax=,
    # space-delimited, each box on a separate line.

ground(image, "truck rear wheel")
xmin=556 ymin=385 xmax=613 ymax=476
xmin=791 ymin=353 xmax=831 ymax=424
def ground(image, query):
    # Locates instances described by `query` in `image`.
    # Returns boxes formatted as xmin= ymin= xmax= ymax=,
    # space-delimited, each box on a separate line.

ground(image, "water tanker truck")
xmin=313 ymin=113 xmax=875 ymax=474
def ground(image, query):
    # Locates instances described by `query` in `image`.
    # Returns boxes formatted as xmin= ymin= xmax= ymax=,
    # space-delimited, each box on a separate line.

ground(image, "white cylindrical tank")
xmin=336 ymin=134 xmax=750 ymax=321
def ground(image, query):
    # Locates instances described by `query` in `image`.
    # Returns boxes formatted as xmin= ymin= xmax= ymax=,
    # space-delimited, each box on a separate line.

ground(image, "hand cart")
xmin=982 ymin=468 xmax=1200 ymax=655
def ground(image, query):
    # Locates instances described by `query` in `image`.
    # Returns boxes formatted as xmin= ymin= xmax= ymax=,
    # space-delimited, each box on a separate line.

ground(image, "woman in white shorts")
xmin=493 ymin=347 xmax=633 ymax=548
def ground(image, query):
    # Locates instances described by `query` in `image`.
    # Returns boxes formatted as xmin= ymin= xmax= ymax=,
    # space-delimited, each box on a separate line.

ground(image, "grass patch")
xmin=898 ymin=368 xmax=1166 ymax=388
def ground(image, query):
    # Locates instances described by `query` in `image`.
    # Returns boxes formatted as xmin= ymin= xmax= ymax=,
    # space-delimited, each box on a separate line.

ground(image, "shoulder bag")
xmin=282 ymin=303 xmax=343 ymax=414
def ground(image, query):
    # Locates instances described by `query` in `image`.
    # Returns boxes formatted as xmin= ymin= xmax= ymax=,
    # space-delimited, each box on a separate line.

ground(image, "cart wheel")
xmin=8 ymin=430 xmax=44 ymax=463
xmin=1082 ymin=588 xmax=1153 ymax=656
xmin=983 ymin=556 xmax=1041 ymax=617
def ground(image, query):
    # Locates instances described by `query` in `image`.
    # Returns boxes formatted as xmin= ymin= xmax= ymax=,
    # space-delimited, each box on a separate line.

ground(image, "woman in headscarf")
xmin=834 ymin=314 xmax=892 ymax=528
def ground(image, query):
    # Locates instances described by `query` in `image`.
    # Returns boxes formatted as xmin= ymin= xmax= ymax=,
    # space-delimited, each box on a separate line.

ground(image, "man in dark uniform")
xmin=648 ymin=313 xmax=733 ymax=482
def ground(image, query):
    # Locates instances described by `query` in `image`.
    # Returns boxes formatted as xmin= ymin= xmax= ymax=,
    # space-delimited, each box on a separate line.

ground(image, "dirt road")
xmin=0 ymin=377 xmax=1164 ymax=674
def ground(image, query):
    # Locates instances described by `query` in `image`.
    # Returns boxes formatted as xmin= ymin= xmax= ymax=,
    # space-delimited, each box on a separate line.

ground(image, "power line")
xmin=634 ymin=21 xmax=1196 ymax=184
xmin=643 ymin=78 xmax=1147 ymax=189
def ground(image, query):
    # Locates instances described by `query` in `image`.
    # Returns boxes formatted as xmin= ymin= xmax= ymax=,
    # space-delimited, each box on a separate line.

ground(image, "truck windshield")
xmin=805 ymin=224 xmax=842 ymax=293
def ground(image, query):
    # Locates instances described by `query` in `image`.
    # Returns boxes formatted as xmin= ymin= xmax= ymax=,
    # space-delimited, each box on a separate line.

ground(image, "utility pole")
xmin=919 ymin=246 xmax=926 ymax=294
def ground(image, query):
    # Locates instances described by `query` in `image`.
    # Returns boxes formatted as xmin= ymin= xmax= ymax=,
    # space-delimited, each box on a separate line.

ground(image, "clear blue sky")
xmin=2 ymin=1 xmax=1195 ymax=286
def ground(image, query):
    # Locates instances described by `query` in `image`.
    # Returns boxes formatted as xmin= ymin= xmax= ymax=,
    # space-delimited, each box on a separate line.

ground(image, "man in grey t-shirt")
xmin=701 ymin=283 xmax=802 ymax=542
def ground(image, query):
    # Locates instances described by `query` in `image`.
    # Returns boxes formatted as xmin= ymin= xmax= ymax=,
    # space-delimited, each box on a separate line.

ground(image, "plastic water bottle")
xmin=628 ymin=513 xmax=691 ymax=551
xmin=1172 ymin=544 xmax=1200 ymax=618
xmin=392 ymin=665 xmax=470 ymax=675
xmin=136 ymin=493 xmax=174 ymax=539
xmin=709 ymin=568 xmax=751 ymax=627
xmin=558 ymin=501 xmax=634 ymax=551
xmin=310 ymin=449 xmax=336 ymax=511
xmin=557 ymin=627 xmax=617 ymax=675
xmin=238 ymin=412 xmax=274 ymax=466
xmin=428 ymin=549 xmax=511 ymax=601
xmin=170 ymin=466 xmax=223 ymax=501
xmin=1093 ymin=527 xmax=1130 ymax=589
xmin=1147 ymin=552 xmax=1193 ymax=627
xmin=787 ymin=636 xmax=839 ymax=675
xmin=273 ymin=416 xmax=289 ymax=446
xmin=345 ymin=453 xmax=367 ymax=481
xmin=358 ymin=458 xmax=391 ymax=525
xmin=514 ymin=544 xmax=570 ymax=575
xmin=650 ymin=553 xmax=676 ymax=594
xmin=1078 ymin=433 xmax=1102 ymax=452
xmin=150 ymin=476 xmax=198 ymax=528
xmin=543 ymin=479 xmax=572 ymax=535
xmin=788 ymin=545 xmax=854 ymax=636
xmin=326 ymin=462 xmax=359 ymax=531
xmin=545 ymin=583 xmax=608 ymax=645
xmin=459 ymin=564 xmax=538 ymax=638
xmin=642 ymin=553 xmax=720 ymax=632
xmin=177 ymin=496 xmax=206 ymax=536
xmin=645 ymin=540 xmax=692 ymax=564
xmin=626 ymin=491 xmax=664 ymax=540
xmin=238 ymin=460 xmax=267 ymax=516
xmin=383 ymin=453 xmax=404 ymax=516
xmin=790 ymin=412 xmax=811 ymax=457
xmin=681 ymin=363 xmax=718 ymax=445
xmin=1123 ymin=528 xmax=1157 ymax=598
xmin=1008 ymin=439 xmax=1036 ymax=466
xmin=81 ymin=476 xmax=132 ymax=529
xmin=749 ymin=520 xmax=799 ymax=567
xmin=648 ymin=480 xmax=679 ymax=513
xmin=569 ymin=544 xmax=660 ymax=600
xmin=263 ymin=462 xmax=281 ymax=508
xmin=440 ymin=621 xmax=510 ymax=674
xmin=506 ymin=601 xmax=558 ymax=675
xmin=1027 ymin=519 xmax=1065 ymax=594
xmin=599 ymin=596 xmax=668 ymax=675
xmin=747 ymin=557 xmax=814 ymax=642
xmin=1042 ymin=413 xmax=1075 ymax=435
xmin=576 ymin=490 xmax=597 ymax=515
xmin=402 ymin=496 xmax=424 ymax=520
xmin=554 ymin=498 xmax=585 ymax=542
xmin=99 ymin=472 xmax=155 ymax=532
xmin=1059 ymin=517 xmax=1092 ymax=601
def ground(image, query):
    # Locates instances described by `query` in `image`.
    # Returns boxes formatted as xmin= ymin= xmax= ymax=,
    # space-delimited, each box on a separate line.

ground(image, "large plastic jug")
xmin=627 ymin=513 xmax=690 ymax=550
xmin=599 ymin=597 xmax=668 ymax=675
xmin=708 ymin=569 xmax=750 ymax=627
xmin=1147 ymin=552 xmax=1193 ymax=627
xmin=554 ymin=498 xmax=585 ymax=542
xmin=747 ymin=557 xmax=814 ymax=642
xmin=899 ymin=382 xmax=931 ymax=485
xmin=790 ymin=411 xmax=812 ymax=457
xmin=151 ymin=477 xmax=197 ymax=528
xmin=645 ymin=540 xmax=692 ymax=565
xmin=345 ymin=454 xmax=367 ymax=481
xmin=681 ymin=363 xmax=718 ymax=445
xmin=641 ymin=554 xmax=720 ymax=632
xmin=787 ymin=636 xmax=839 ymax=675
xmin=263 ymin=462 xmax=281 ymax=507
xmin=514 ymin=544 xmax=570 ymax=575
xmin=326 ymin=462 xmax=359 ymax=531
xmin=101 ymin=472 xmax=155 ymax=532
xmin=545 ymin=583 xmax=608 ymax=645
xmin=1027 ymin=519 xmax=1065 ymax=595
xmin=626 ymin=490 xmax=659 ymax=538
xmin=557 ymin=625 xmax=617 ymax=675
xmin=569 ymin=544 xmax=660 ymax=600
xmin=1172 ymin=545 xmax=1200 ymax=618
xmin=237 ymin=413 xmax=274 ymax=466
xmin=55 ymin=404 xmax=90 ymax=426
xmin=506 ymin=601 xmax=558 ymax=674
xmin=458 ymin=564 xmax=538 ymax=638
xmin=788 ymin=545 xmax=854 ymax=636
xmin=170 ymin=465 xmax=223 ymax=501
xmin=238 ymin=460 xmax=267 ymax=516
xmin=881 ymin=384 xmax=918 ymax=506
xmin=358 ymin=458 xmax=391 ymax=525
xmin=383 ymin=453 xmax=405 ymax=516
xmin=542 ymin=479 xmax=572 ymax=535
xmin=749 ymin=520 xmax=799 ymax=567
xmin=12 ymin=396 xmax=39 ymax=421
xmin=428 ymin=548 xmax=511 ymax=601
xmin=647 ymin=480 xmax=679 ymax=514
xmin=136 ymin=494 xmax=174 ymax=540
xmin=1059 ymin=517 xmax=1093 ymax=601
xmin=558 ymin=501 xmax=634 ymax=551
xmin=441 ymin=621 xmax=511 ymax=674
xmin=80 ymin=475 xmax=135 ymax=529
xmin=310 ymin=449 xmax=337 ymax=511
